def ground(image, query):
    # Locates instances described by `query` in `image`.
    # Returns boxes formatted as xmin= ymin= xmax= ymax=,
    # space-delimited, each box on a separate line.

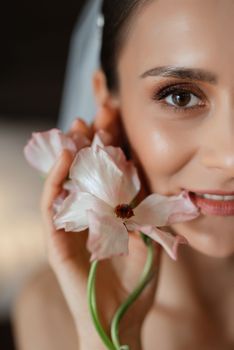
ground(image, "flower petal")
xmin=104 ymin=146 xmax=141 ymax=203
xmin=24 ymin=129 xmax=77 ymax=175
xmin=133 ymin=190 xmax=199 ymax=227
xmin=70 ymin=146 xmax=124 ymax=207
xmin=52 ymin=190 xmax=68 ymax=215
xmin=87 ymin=210 xmax=129 ymax=261
xmin=91 ymin=135 xmax=141 ymax=204
xmin=126 ymin=222 xmax=187 ymax=260
xmin=72 ymin=135 xmax=140 ymax=205
xmin=52 ymin=181 xmax=79 ymax=214
xmin=91 ymin=130 xmax=112 ymax=149
xmin=63 ymin=180 xmax=79 ymax=193
xmin=166 ymin=191 xmax=200 ymax=224
xmin=54 ymin=192 xmax=112 ymax=232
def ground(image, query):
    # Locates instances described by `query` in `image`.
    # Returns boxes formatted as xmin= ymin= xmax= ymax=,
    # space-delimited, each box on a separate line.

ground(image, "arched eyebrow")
xmin=139 ymin=65 xmax=218 ymax=84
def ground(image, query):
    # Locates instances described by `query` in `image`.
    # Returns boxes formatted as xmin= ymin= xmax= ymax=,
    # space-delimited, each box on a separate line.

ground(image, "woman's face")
xmin=116 ymin=0 xmax=234 ymax=258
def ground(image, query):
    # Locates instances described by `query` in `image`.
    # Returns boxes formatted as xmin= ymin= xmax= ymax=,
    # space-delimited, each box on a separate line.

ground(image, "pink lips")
xmin=188 ymin=191 xmax=234 ymax=216
xmin=189 ymin=189 xmax=234 ymax=195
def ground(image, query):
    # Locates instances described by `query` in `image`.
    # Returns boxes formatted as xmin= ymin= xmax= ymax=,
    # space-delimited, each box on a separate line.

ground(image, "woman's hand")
xmin=41 ymin=118 xmax=161 ymax=350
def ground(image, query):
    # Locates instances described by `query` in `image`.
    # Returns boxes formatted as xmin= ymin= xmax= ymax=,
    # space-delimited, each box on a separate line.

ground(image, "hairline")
xmin=111 ymin=0 xmax=155 ymax=93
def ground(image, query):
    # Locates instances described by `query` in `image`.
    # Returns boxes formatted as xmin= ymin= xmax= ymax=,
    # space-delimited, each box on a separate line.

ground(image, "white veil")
xmin=58 ymin=0 xmax=104 ymax=132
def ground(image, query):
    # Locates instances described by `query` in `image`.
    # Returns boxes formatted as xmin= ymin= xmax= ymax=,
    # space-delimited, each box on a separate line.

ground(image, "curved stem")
xmin=110 ymin=235 xmax=155 ymax=350
xmin=88 ymin=260 xmax=116 ymax=350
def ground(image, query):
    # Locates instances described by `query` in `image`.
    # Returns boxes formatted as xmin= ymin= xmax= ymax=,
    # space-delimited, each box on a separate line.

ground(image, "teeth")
xmin=196 ymin=193 xmax=234 ymax=201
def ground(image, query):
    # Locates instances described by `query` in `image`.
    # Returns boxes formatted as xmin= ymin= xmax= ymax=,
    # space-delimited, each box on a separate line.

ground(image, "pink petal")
xmin=52 ymin=189 xmax=68 ymax=214
xmin=104 ymin=146 xmax=141 ymax=203
xmin=87 ymin=210 xmax=129 ymax=261
xmin=63 ymin=180 xmax=78 ymax=193
xmin=126 ymin=222 xmax=187 ymax=260
xmin=73 ymin=142 xmax=140 ymax=206
xmin=52 ymin=181 xmax=79 ymax=214
xmin=133 ymin=190 xmax=199 ymax=227
xmin=104 ymin=146 xmax=127 ymax=169
xmin=167 ymin=190 xmax=200 ymax=224
xmin=24 ymin=129 xmax=77 ymax=175
xmin=54 ymin=192 xmax=112 ymax=232
xmin=91 ymin=130 xmax=112 ymax=149
xmin=70 ymin=146 xmax=124 ymax=207
xmin=92 ymin=134 xmax=141 ymax=204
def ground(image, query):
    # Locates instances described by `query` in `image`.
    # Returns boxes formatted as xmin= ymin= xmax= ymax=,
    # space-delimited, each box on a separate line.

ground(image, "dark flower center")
xmin=115 ymin=204 xmax=134 ymax=219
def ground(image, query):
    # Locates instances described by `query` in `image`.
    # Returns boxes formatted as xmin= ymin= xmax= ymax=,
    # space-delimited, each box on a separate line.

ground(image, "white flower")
xmin=24 ymin=128 xmax=90 ymax=175
xmin=54 ymin=138 xmax=200 ymax=261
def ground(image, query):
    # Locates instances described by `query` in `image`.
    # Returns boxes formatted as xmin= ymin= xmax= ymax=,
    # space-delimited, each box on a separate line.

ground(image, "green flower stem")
xmin=88 ymin=260 xmax=116 ymax=350
xmin=110 ymin=234 xmax=155 ymax=350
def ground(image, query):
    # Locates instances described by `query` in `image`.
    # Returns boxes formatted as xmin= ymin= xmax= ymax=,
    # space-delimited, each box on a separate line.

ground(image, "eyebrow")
xmin=140 ymin=65 xmax=218 ymax=84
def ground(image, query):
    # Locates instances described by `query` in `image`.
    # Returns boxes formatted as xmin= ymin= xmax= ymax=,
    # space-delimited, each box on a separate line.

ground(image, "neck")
xmin=180 ymin=244 xmax=234 ymax=280
xmin=156 ymin=245 xmax=234 ymax=342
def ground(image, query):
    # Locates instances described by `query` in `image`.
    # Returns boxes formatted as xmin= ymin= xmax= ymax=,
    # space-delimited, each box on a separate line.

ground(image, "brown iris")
xmin=115 ymin=204 xmax=134 ymax=219
xmin=172 ymin=91 xmax=192 ymax=107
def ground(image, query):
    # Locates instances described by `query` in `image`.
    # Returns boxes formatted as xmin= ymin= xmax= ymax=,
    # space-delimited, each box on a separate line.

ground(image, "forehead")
xmin=119 ymin=0 xmax=234 ymax=80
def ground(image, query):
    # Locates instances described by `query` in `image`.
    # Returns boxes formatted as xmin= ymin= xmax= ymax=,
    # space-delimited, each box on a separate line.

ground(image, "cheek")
xmin=121 ymin=109 xmax=194 ymax=193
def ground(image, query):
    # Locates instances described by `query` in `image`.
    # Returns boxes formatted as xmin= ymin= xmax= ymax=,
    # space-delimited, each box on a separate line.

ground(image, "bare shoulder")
xmin=13 ymin=265 xmax=78 ymax=350
xmin=13 ymin=266 xmax=232 ymax=350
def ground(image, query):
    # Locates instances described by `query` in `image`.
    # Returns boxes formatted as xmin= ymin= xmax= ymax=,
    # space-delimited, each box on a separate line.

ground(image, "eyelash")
xmin=152 ymin=83 xmax=207 ymax=112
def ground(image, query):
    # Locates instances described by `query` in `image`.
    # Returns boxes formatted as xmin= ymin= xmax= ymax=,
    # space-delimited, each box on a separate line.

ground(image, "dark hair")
xmin=101 ymin=0 xmax=150 ymax=92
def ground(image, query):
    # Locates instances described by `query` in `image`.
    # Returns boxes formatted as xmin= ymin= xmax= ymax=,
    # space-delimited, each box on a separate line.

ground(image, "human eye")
xmin=152 ymin=82 xmax=207 ymax=112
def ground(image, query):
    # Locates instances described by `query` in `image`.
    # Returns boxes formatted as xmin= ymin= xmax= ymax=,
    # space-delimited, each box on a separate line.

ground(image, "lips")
xmin=188 ymin=191 xmax=234 ymax=216
xmin=188 ymin=189 xmax=234 ymax=195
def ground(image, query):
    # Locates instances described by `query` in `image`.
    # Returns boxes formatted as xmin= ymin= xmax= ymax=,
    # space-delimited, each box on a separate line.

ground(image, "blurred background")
xmin=0 ymin=0 xmax=87 ymax=348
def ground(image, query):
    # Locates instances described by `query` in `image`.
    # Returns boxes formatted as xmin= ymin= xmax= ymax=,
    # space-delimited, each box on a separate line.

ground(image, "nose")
xmin=199 ymin=105 xmax=234 ymax=176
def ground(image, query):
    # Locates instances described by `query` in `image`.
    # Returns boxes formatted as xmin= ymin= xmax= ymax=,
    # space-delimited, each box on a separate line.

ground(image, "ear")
xmin=92 ymin=69 xmax=120 ymax=132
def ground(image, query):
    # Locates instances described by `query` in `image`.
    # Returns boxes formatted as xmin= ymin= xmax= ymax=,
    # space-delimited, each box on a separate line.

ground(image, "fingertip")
xmin=71 ymin=117 xmax=85 ymax=128
xmin=70 ymin=117 xmax=91 ymax=137
xmin=71 ymin=117 xmax=83 ymax=128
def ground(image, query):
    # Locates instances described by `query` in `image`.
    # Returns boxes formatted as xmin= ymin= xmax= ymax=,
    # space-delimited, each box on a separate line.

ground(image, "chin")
xmin=170 ymin=215 xmax=234 ymax=259
xmin=190 ymin=241 xmax=234 ymax=259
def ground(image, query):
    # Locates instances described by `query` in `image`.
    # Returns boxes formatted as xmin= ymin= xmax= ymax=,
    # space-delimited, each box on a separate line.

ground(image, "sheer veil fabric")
xmin=58 ymin=0 xmax=103 ymax=131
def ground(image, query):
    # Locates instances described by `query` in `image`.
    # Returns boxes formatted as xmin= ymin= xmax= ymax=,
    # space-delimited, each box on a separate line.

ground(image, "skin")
xmin=112 ymin=0 xmax=234 ymax=258
xmin=94 ymin=0 xmax=234 ymax=347
xmin=14 ymin=0 xmax=234 ymax=349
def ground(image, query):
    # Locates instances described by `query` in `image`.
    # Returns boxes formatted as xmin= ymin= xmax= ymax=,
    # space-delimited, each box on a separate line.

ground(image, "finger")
xmin=67 ymin=117 xmax=93 ymax=139
xmin=41 ymin=149 xmax=90 ymax=271
xmin=41 ymin=150 xmax=74 ymax=226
